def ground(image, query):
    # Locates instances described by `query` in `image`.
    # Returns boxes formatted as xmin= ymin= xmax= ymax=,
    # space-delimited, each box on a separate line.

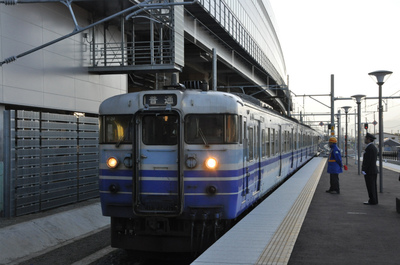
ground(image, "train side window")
xmin=226 ymin=115 xmax=239 ymax=143
xmin=293 ymin=131 xmax=296 ymax=150
xmin=248 ymin=127 xmax=254 ymax=161
xmin=266 ymin=128 xmax=270 ymax=157
xmin=255 ymin=126 xmax=259 ymax=159
xmin=244 ymin=121 xmax=248 ymax=161
xmin=271 ymin=128 xmax=275 ymax=155
xmin=261 ymin=129 xmax=265 ymax=157
xmin=261 ymin=129 xmax=266 ymax=157
xmin=283 ymin=131 xmax=286 ymax=152
xmin=287 ymin=131 xmax=289 ymax=152
xmin=239 ymin=115 xmax=243 ymax=144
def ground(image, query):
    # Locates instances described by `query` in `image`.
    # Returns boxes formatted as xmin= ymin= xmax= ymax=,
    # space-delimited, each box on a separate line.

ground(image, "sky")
xmin=269 ymin=0 xmax=400 ymax=135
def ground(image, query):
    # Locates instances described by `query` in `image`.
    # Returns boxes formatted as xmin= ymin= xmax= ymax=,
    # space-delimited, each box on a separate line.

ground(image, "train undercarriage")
xmin=111 ymin=207 xmax=230 ymax=254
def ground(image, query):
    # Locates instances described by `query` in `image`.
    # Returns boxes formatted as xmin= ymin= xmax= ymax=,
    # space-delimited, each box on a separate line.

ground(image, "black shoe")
xmin=330 ymin=190 xmax=340 ymax=194
xmin=363 ymin=201 xmax=377 ymax=205
xmin=326 ymin=190 xmax=332 ymax=193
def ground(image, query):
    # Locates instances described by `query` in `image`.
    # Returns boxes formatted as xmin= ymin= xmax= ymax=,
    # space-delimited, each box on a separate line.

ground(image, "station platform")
xmin=289 ymin=158 xmax=400 ymax=265
xmin=192 ymin=157 xmax=400 ymax=265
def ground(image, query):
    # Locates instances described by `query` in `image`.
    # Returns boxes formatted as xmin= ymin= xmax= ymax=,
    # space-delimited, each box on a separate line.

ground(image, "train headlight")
xmin=205 ymin=157 xmax=218 ymax=169
xmin=106 ymin=157 xmax=119 ymax=169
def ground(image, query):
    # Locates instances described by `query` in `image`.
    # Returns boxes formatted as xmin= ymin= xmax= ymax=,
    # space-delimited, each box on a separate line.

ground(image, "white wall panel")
xmin=3 ymin=64 xmax=43 ymax=93
xmin=43 ymin=74 xmax=74 ymax=97
xmin=100 ymin=83 xmax=126 ymax=103
xmin=43 ymin=50 xmax=76 ymax=76
xmin=42 ymin=5 xmax=76 ymax=35
xmin=1 ymin=4 xmax=43 ymax=27
xmin=3 ymin=85 xmax=44 ymax=106
xmin=75 ymin=98 xmax=101 ymax=113
xmin=42 ymin=30 xmax=76 ymax=60
xmin=1 ymin=12 xmax=43 ymax=47
xmin=99 ymin=74 xmax=123 ymax=89
xmin=74 ymin=79 xmax=100 ymax=102
xmin=1 ymin=38 xmax=44 ymax=69
xmin=43 ymin=92 xmax=75 ymax=110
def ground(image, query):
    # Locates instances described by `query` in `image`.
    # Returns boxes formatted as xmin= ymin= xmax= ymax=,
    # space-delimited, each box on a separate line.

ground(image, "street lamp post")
xmin=342 ymin=106 xmax=352 ymax=165
xmin=368 ymin=70 xmax=393 ymax=193
xmin=352 ymin=94 xmax=365 ymax=175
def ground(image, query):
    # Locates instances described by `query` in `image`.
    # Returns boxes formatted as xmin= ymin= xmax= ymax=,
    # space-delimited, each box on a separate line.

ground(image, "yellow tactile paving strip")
xmin=255 ymin=158 xmax=327 ymax=265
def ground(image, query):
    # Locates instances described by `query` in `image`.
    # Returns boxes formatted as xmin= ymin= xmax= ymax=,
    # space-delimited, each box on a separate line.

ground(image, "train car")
xmin=99 ymin=84 xmax=320 ymax=253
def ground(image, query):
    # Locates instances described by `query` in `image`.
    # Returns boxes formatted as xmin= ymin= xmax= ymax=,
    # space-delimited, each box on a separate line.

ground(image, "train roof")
xmin=99 ymin=89 xmax=316 ymax=133
xmin=231 ymin=92 xmax=314 ymax=131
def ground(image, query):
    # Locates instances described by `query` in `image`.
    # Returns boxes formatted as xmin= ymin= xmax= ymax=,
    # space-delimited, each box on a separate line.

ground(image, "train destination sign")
xmin=143 ymin=94 xmax=177 ymax=106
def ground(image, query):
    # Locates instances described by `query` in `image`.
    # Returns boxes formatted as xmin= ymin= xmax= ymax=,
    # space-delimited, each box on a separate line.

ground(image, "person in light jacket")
xmin=326 ymin=137 xmax=343 ymax=194
xmin=362 ymin=133 xmax=378 ymax=205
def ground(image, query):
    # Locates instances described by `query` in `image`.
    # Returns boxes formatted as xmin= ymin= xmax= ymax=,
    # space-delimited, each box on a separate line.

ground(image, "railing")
xmin=90 ymin=40 xmax=174 ymax=67
xmin=382 ymin=151 xmax=399 ymax=161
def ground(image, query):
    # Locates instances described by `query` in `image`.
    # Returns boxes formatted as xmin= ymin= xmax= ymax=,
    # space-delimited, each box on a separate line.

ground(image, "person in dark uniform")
xmin=362 ymin=133 xmax=378 ymax=205
xmin=326 ymin=137 xmax=343 ymax=194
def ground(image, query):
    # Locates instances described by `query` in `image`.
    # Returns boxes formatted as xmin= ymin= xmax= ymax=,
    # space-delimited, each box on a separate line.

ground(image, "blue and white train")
xmin=99 ymin=84 xmax=320 ymax=253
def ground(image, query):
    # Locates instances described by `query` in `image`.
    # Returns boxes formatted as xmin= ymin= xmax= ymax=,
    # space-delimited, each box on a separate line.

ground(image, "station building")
xmin=0 ymin=0 xmax=287 ymax=217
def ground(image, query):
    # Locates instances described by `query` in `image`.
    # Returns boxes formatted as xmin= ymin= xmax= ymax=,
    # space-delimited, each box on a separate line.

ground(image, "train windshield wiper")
xmin=116 ymin=136 xmax=125 ymax=148
xmin=198 ymin=127 xmax=209 ymax=147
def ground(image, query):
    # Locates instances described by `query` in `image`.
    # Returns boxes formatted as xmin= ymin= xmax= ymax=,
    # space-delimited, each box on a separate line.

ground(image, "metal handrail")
xmin=90 ymin=40 xmax=174 ymax=67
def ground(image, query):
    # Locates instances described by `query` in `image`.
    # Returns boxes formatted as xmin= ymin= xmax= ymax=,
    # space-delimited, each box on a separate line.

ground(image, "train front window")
xmin=100 ymin=115 xmax=133 ymax=144
xmin=142 ymin=115 xmax=178 ymax=145
xmin=185 ymin=114 xmax=239 ymax=144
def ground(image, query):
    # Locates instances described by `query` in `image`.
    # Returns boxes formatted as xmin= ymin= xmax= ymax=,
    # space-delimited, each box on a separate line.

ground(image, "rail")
xmin=90 ymin=40 xmax=173 ymax=67
xmin=382 ymin=151 xmax=399 ymax=161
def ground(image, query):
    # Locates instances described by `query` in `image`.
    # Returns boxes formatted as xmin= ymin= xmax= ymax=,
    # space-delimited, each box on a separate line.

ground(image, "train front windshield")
xmin=100 ymin=114 xmax=178 ymax=145
xmin=100 ymin=115 xmax=133 ymax=144
xmin=142 ymin=115 xmax=178 ymax=145
xmin=185 ymin=114 xmax=239 ymax=144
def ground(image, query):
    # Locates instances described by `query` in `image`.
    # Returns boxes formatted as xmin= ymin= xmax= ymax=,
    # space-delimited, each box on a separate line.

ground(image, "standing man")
xmin=362 ymin=133 xmax=378 ymax=205
xmin=326 ymin=137 xmax=343 ymax=194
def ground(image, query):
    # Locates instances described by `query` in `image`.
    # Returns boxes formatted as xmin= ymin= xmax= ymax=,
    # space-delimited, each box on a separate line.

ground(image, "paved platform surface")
xmin=192 ymin=157 xmax=327 ymax=265
xmin=288 ymin=158 xmax=400 ymax=265
xmin=0 ymin=199 xmax=109 ymax=265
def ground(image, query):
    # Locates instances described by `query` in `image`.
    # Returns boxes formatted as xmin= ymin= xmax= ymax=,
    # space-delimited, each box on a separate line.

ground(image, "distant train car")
xmin=99 ymin=84 xmax=320 ymax=253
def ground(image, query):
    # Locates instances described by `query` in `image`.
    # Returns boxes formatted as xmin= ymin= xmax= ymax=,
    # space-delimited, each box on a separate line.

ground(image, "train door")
xmin=278 ymin=125 xmax=282 ymax=177
xmin=300 ymin=131 xmax=303 ymax=163
xmin=133 ymin=111 xmax=182 ymax=215
xmin=291 ymin=128 xmax=294 ymax=168
xmin=256 ymin=122 xmax=261 ymax=192
xmin=248 ymin=126 xmax=254 ymax=193
xmin=242 ymin=118 xmax=249 ymax=198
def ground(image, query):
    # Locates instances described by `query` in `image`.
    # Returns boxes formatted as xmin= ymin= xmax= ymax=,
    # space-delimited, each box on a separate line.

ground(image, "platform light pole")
xmin=352 ymin=95 xmax=365 ymax=175
xmin=368 ymin=70 xmax=392 ymax=193
xmin=342 ymin=106 xmax=351 ymax=165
